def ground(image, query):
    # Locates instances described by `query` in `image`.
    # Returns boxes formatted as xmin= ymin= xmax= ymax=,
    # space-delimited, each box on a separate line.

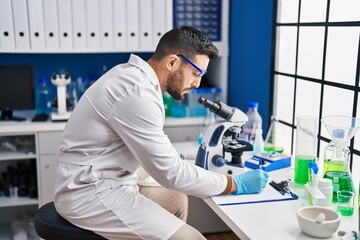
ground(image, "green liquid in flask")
xmin=323 ymin=171 xmax=354 ymax=202
xmin=294 ymin=155 xmax=316 ymax=185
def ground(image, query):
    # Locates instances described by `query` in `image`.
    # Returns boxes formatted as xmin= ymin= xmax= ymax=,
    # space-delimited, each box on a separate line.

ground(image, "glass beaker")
xmin=322 ymin=115 xmax=360 ymax=202
xmin=294 ymin=116 xmax=318 ymax=185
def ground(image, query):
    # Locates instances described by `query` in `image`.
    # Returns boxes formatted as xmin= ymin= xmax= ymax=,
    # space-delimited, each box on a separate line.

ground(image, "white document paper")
xmin=212 ymin=183 xmax=298 ymax=206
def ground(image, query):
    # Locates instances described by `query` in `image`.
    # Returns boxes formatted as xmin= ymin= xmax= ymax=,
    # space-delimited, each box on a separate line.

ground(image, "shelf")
xmin=0 ymin=151 xmax=36 ymax=161
xmin=0 ymin=196 xmax=38 ymax=208
xmin=0 ymin=221 xmax=39 ymax=240
xmin=0 ymin=41 xmax=228 ymax=55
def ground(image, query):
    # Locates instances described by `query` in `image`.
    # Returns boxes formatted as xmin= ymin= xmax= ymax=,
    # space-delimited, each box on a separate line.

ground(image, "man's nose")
xmin=191 ymin=79 xmax=201 ymax=88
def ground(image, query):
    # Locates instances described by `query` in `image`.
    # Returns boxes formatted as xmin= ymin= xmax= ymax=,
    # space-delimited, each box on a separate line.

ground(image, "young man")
xmin=54 ymin=26 xmax=268 ymax=239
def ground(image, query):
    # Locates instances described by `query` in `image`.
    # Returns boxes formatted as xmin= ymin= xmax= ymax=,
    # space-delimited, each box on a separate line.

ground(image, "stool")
xmin=34 ymin=201 xmax=105 ymax=240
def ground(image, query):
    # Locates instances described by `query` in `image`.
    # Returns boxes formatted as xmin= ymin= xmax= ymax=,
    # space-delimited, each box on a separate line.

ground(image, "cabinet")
xmin=37 ymin=131 xmax=63 ymax=206
xmin=0 ymin=132 xmax=39 ymax=239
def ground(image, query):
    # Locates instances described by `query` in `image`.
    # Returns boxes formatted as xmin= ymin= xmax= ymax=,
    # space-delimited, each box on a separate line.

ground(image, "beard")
xmin=167 ymin=69 xmax=187 ymax=101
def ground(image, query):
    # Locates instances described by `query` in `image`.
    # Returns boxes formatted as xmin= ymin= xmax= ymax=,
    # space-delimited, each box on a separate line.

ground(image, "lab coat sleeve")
xmin=107 ymin=84 xmax=227 ymax=197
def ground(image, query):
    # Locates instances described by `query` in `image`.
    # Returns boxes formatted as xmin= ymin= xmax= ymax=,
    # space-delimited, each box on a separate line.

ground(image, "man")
xmin=54 ymin=26 xmax=268 ymax=239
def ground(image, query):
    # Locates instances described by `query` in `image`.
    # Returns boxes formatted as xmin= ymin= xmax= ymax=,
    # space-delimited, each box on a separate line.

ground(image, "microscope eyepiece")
xmin=198 ymin=97 xmax=234 ymax=120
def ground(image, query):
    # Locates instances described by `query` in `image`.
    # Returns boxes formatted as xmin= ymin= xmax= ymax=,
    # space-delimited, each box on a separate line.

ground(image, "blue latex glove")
xmin=232 ymin=169 xmax=269 ymax=195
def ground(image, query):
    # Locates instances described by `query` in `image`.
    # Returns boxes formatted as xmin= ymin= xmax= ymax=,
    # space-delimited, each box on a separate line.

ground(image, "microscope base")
xmin=51 ymin=112 xmax=71 ymax=122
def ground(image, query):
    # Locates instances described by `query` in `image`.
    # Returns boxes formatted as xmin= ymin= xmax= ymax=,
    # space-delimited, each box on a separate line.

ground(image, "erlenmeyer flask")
xmin=264 ymin=116 xmax=284 ymax=153
xmin=322 ymin=115 xmax=360 ymax=202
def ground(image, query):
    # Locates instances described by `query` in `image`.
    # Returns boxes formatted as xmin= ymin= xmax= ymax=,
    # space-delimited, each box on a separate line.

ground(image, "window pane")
xmin=353 ymin=95 xmax=360 ymax=150
xmin=274 ymin=74 xmax=295 ymax=124
xmin=277 ymin=0 xmax=299 ymax=23
xmin=273 ymin=123 xmax=293 ymax=156
xmin=297 ymin=27 xmax=325 ymax=79
xmin=321 ymin=86 xmax=354 ymax=137
xmin=275 ymin=26 xmax=297 ymax=74
xmin=329 ymin=0 xmax=360 ymax=22
xmin=351 ymin=155 xmax=360 ymax=190
xmin=300 ymin=0 xmax=327 ymax=23
xmin=325 ymin=27 xmax=360 ymax=86
xmin=295 ymin=79 xmax=321 ymax=117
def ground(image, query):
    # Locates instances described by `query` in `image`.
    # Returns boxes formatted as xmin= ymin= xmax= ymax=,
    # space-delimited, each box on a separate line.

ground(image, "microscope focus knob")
xmin=212 ymin=155 xmax=226 ymax=167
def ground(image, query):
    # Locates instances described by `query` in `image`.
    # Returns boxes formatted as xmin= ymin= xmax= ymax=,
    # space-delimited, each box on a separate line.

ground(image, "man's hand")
xmin=232 ymin=169 xmax=269 ymax=195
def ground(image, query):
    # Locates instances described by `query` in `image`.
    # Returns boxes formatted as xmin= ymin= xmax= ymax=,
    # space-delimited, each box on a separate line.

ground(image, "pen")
xmin=259 ymin=157 xmax=263 ymax=170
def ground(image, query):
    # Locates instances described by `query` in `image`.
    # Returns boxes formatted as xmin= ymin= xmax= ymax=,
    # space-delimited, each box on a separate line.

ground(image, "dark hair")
xmin=152 ymin=26 xmax=219 ymax=61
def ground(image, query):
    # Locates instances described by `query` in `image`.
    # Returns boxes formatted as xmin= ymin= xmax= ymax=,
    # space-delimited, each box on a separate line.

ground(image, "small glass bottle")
xmin=36 ymin=78 xmax=52 ymax=114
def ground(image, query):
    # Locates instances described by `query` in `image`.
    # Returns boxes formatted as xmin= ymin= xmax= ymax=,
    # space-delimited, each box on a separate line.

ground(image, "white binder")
xmin=139 ymin=0 xmax=153 ymax=50
xmin=28 ymin=0 xmax=46 ymax=49
xmin=0 ymin=0 xmax=15 ymax=50
xmin=153 ymin=0 xmax=166 ymax=47
xmin=126 ymin=0 xmax=140 ymax=50
xmin=42 ymin=0 xmax=59 ymax=50
xmin=72 ymin=0 xmax=87 ymax=49
xmin=99 ymin=0 xmax=114 ymax=50
xmin=85 ymin=0 xmax=100 ymax=50
xmin=57 ymin=0 xmax=73 ymax=50
xmin=113 ymin=0 xmax=127 ymax=50
xmin=11 ymin=0 xmax=30 ymax=50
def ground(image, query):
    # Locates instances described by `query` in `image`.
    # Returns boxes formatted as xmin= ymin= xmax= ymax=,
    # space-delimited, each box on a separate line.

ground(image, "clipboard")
xmin=212 ymin=182 xmax=298 ymax=206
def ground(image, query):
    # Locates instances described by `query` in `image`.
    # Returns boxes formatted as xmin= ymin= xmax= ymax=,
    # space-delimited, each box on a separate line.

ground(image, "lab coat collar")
xmin=128 ymin=54 xmax=159 ymax=86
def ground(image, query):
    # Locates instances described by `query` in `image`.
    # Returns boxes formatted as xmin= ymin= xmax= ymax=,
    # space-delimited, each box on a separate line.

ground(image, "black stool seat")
xmin=34 ymin=201 xmax=105 ymax=240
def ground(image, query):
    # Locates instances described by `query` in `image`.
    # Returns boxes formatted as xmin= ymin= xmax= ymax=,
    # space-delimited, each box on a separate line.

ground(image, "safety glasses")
xmin=177 ymin=54 xmax=207 ymax=77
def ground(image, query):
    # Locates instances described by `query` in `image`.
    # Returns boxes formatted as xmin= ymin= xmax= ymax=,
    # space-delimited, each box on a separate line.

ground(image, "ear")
xmin=165 ymin=54 xmax=180 ymax=72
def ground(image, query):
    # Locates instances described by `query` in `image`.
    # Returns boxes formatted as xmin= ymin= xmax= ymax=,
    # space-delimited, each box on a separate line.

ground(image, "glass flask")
xmin=322 ymin=115 xmax=360 ymax=202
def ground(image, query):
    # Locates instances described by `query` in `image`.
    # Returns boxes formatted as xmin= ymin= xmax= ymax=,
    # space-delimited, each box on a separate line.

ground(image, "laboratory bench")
xmin=174 ymin=142 xmax=359 ymax=240
xmin=0 ymin=113 xmax=231 ymax=239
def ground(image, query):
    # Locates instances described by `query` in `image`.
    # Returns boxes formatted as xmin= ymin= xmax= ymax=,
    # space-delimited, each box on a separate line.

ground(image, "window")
xmin=271 ymin=0 xmax=360 ymax=184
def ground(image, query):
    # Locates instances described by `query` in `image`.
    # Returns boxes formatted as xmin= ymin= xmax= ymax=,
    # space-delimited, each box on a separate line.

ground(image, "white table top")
xmin=172 ymin=141 xmax=359 ymax=240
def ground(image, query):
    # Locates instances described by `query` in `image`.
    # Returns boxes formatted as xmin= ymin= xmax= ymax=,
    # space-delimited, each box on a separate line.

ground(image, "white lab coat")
xmin=54 ymin=54 xmax=227 ymax=239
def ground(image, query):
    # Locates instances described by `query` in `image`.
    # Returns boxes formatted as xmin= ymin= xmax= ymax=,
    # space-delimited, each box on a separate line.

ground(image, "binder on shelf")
xmin=139 ymin=0 xmax=153 ymax=50
xmin=126 ymin=0 xmax=140 ymax=50
xmin=113 ymin=0 xmax=127 ymax=50
xmin=42 ymin=0 xmax=59 ymax=50
xmin=85 ymin=0 xmax=100 ymax=50
xmin=99 ymin=0 xmax=114 ymax=50
xmin=153 ymin=0 xmax=166 ymax=48
xmin=57 ymin=0 xmax=73 ymax=50
xmin=0 ymin=0 xmax=16 ymax=50
xmin=11 ymin=0 xmax=30 ymax=50
xmin=27 ymin=0 xmax=45 ymax=49
xmin=72 ymin=0 xmax=87 ymax=50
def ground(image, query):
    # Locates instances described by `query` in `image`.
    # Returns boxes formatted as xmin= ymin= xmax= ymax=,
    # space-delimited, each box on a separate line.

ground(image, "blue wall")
xmin=228 ymin=0 xmax=274 ymax=134
xmin=0 ymin=52 xmax=152 ymax=91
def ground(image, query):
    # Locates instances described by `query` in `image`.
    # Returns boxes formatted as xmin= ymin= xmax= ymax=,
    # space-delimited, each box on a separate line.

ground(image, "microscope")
xmin=195 ymin=97 xmax=253 ymax=176
xmin=50 ymin=72 xmax=71 ymax=121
